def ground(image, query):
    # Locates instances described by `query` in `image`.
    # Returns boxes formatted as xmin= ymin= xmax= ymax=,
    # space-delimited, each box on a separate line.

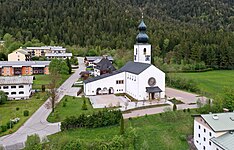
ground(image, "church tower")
xmin=134 ymin=19 xmax=151 ymax=64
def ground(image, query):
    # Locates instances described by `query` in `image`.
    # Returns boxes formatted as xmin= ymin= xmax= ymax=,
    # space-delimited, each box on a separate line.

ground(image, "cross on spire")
xmin=142 ymin=12 xmax=144 ymax=19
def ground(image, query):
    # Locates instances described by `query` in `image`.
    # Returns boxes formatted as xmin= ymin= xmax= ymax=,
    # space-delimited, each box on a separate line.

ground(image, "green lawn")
xmin=32 ymin=74 xmax=70 ymax=89
xmin=47 ymin=96 xmax=103 ymax=123
xmin=170 ymin=70 xmax=234 ymax=97
xmin=49 ymin=110 xmax=194 ymax=150
xmin=0 ymin=92 xmax=49 ymax=136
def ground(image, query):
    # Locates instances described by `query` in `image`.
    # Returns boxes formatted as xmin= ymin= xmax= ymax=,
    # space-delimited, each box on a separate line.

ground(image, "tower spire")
xmin=142 ymin=12 xmax=144 ymax=19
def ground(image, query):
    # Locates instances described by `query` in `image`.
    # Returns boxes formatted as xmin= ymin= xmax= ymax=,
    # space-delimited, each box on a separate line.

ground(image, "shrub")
xmin=41 ymin=85 xmax=45 ymax=92
xmin=65 ymin=98 xmax=68 ymax=102
xmin=62 ymin=102 xmax=67 ymax=107
xmin=0 ymin=91 xmax=7 ymax=105
xmin=24 ymin=110 xmax=29 ymax=116
xmin=24 ymin=134 xmax=41 ymax=150
xmin=0 ymin=125 xmax=7 ymax=132
xmin=81 ymin=99 xmax=87 ymax=110
xmin=6 ymin=121 xmax=14 ymax=129
xmin=187 ymin=108 xmax=190 ymax=112
xmin=16 ymin=107 xmax=19 ymax=111
xmin=173 ymin=104 xmax=177 ymax=111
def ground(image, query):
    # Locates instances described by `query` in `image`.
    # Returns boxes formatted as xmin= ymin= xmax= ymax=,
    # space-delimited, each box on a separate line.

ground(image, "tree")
xmin=120 ymin=115 xmax=125 ymax=135
xmin=0 ymin=91 xmax=7 ymax=105
xmin=49 ymin=59 xmax=69 ymax=75
xmin=48 ymin=72 xmax=60 ymax=113
xmin=66 ymin=58 xmax=72 ymax=74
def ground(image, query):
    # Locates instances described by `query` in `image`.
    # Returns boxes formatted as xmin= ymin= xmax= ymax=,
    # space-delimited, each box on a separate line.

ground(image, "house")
xmin=84 ymin=56 xmax=114 ymax=66
xmin=45 ymin=53 xmax=72 ymax=60
xmin=83 ymin=19 xmax=165 ymax=100
xmin=193 ymin=112 xmax=234 ymax=150
xmin=8 ymin=48 xmax=31 ymax=61
xmin=26 ymin=46 xmax=66 ymax=57
xmin=0 ymin=76 xmax=33 ymax=100
xmin=93 ymin=56 xmax=116 ymax=76
xmin=0 ymin=61 xmax=50 ymax=76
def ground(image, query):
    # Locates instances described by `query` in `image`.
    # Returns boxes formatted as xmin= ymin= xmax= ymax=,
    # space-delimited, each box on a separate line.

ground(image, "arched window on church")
xmin=143 ymin=48 xmax=146 ymax=55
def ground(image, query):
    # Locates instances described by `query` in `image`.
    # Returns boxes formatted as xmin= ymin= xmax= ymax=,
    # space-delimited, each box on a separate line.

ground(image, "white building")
xmin=45 ymin=53 xmax=72 ymax=60
xmin=26 ymin=46 xmax=66 ymax=57
xmin=193 ymin=112 xmax=234 ymax=150
xmin=84 ymin=20 xmax=165 ymax=100
xmin=0 ymin=76 xmax=33 ymax=100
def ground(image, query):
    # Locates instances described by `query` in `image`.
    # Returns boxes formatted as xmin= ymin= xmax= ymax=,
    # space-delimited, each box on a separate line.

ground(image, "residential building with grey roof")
xmin=193 ymin=112 xmax=234 ymax=150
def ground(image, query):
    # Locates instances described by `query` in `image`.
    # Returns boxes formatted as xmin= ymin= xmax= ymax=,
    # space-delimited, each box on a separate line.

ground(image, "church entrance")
xmin=96 ymin=88 xmax=101 ymax=95
xmin=146 ymin=86 xmax=162 ymax=100
xmin=109 ymin=87 xmax=114 ymax=94
xmin=150 ymin=93 xmax=155 ymax=100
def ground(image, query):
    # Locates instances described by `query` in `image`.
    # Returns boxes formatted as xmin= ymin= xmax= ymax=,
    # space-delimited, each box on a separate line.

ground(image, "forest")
xmin=0 ymin=0 xmax=233 ymax=70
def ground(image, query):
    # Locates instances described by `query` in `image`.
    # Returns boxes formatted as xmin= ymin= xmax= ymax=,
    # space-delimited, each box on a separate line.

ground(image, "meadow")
xmin=49 ymin=110 xmax=194 ymax=150
xmin=170 ymin=70 xmax=234 ymax=98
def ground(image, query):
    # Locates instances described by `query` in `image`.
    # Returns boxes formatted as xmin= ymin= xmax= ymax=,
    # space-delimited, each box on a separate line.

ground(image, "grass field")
xmin=170 ymin=70 xmax=234 ymax=97
xmin=0 ymin=92 xmax=49 ymax=136
xmin=49 ymin=110 xmax=194 ymax=150
xmin=32 ymin=74 xmax=70 ymax=89
xmin=47 ymin=96 xmax=103 ymax=123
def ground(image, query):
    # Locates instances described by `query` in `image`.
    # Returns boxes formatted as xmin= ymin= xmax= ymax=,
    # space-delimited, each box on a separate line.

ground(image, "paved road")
xmin=0 ymin=57 xmax=85 ymax=149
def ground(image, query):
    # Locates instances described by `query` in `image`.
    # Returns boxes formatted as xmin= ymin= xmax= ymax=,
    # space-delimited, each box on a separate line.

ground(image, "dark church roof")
xmin=119 ymin=61 xmax=151 ymax=74
xmin=94 ymin=57 xmax=116 ymax=71
xmin=84 ymin=61 xmax=151 ymax=84
xmin=136 ymin=20 xmax=149 ymax=43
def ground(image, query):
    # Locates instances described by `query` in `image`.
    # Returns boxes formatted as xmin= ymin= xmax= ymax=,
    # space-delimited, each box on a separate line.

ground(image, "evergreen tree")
xmin=120 ymin=115 xmax=125 ymax=135
xmin=66 ymin=58 xmax=72 ymax=74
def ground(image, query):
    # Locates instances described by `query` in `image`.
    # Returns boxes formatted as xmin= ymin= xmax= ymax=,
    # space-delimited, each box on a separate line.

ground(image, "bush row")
xmin=61 ymin=109 xmax=122 ymax=131
xmin=166 ymin=75 xmax=200 ymax=93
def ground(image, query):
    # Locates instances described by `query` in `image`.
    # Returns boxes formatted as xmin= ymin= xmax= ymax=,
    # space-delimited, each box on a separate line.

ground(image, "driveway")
xmin=166 ymin=87 xmax=208 ymax=104
xmin=0 ymin=57 xmax=86 ymax=149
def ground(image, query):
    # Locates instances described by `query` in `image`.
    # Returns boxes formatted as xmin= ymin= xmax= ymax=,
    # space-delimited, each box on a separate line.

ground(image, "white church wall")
xmin=134 ymin=44 xmax=151 ymax=64
xmin=84 ymin=72 xmax=125 ymax=96
xmin=138 ymin=65 xmax=165 ymax=99
xmin=125 ymin=72 xmax=139 ymax=100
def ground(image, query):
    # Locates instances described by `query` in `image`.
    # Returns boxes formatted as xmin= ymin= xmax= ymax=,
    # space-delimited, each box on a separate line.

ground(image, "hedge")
xmin=61 ymin=109 xmax=122 ymax=131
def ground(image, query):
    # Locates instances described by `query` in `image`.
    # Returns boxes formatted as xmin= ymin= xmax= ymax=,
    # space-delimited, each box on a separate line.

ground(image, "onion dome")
xmin=136 ymin=20 xmax=149 ymax=43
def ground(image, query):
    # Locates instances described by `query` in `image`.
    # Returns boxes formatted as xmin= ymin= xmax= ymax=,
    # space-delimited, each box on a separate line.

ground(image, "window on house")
xmin=11 ymin=86 xmax=16 ymax=89
xmin=136 ymin=48 xmax=137 ymax=55
xmin=11 ymin=92 xmax=16 ymax=95
xmin=19 ymin=85 xmax=24 ymax=88
xmin=199 ymin=125 xmax=201 ymax=129
xmin=198 ymin=134 xmax=200 ymax=138
xmin=204 ymin=137 xmax=206 ymax=141
xmin=209 ymin=141 xmax=211 ymax=146
xmin=5 ymin=92 xmax=9 ymax=95
xmin=143 ymin=48 xmax=146 ymax=55
xmin=209 ymin=132 xmax=212 ymax=137
xmin=0 ymin=86 xmax=1 ymax=89
xmin=204 ymin=129 xmax=206 ymax=133
xmin=3 ymin=86 xmax=8 ymax=89
xmin=203 ymin=146 xmax=205 ymax=150
xmin=134 ymin=55 xmax=136 ymax=60
xmin=145 ymin=55 xmax=150 ymax=61
xmin=19 ymin=91 xmax=24 ymax=94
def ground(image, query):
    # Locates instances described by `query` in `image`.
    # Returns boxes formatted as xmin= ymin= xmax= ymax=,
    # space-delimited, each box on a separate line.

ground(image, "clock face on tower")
xmin=148 ymin=77 xmax=156 ymax=87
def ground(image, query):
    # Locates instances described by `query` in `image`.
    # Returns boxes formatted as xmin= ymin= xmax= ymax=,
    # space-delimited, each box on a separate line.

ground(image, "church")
xmin=84 ymin=19 xmax=165 ymax=100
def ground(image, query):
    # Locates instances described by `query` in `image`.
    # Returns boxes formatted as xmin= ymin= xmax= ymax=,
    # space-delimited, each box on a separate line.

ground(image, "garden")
xmin=0 ymin=92 xmax=49 ymax=136
xmin=47 ymin=96 xmax=105 ymax=123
